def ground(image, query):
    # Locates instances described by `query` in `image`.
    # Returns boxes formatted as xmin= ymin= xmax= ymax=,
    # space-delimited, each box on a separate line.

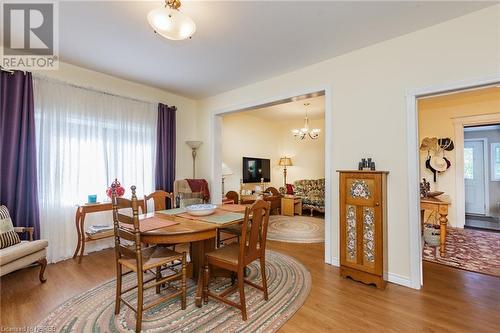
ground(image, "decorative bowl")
xmin=186 ymin=204 xmax=217 ymax=216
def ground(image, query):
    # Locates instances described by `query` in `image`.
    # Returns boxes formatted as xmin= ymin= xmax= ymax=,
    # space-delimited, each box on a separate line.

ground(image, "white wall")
xmin=196 ymin=5 xmax=500 ymax=285
xmin=221 ymin=113 xmax=325 ymax=193
xmin=34 ymin=61 xmax=198 ymax=180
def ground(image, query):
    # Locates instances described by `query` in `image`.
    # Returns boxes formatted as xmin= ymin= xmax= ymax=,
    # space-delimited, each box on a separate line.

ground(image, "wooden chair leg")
xmin=155 ymin=266 xmax=161 ymax=294
xmin=115 ymin=263 xmax=122 ymax=315
xmin=136 ymin=272 xmax=144 ymax=333
xmin=260 ymin=256 xmax=268 ymax=300
xmin=216 ymin=229 xmax=221 ymax=248
xmin=237 ymin=270 xmax=247 ymax=321
xmin=37 ymin=258 xmax=47 ymax=283
xmin=203 ymin=263 xmax=209 ymax=304
xmin=181 ymin=252 xmax=187 ymax=310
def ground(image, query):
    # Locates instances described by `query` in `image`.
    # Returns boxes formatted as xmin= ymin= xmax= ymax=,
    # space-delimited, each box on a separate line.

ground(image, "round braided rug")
xmin=267 ymin=215 xmax=325 ymax=243
xmin=37 ymin=250 xmax=311 ymax=333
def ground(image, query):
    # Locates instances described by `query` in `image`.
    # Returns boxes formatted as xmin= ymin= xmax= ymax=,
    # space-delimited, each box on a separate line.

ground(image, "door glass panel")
xmin=346 ymin=205 xmax=357 ymax=263
xmin=363 ymin=207 xmax=375 ymax=264
xmin=464 ymin=147 xmax=474 ymax=180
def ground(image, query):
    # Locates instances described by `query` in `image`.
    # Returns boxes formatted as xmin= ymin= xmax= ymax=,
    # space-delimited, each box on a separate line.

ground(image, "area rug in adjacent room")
xmin=37 ymin=250 xmax=311 ymax=333
xmin=423 ymin=227 xmax=500 ymax=276
xmin=267 ymin=215 xmax=324 ymax=243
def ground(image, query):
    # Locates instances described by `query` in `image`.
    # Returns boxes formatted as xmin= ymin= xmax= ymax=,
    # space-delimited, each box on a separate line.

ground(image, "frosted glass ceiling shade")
xmin=147 ymin=7 xmax=196 ymax=41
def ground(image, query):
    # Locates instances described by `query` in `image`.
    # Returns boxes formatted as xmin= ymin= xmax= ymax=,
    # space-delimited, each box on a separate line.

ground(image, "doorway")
xmin=464 ymin=124 xmax=500 ymax=231
xmin=416 ymin=86 xmax=500 ymax=278
xmin=210 ymin=87 xmax=334 ymax=265
xmin=464 ymin=138 xmax=487 ymax=215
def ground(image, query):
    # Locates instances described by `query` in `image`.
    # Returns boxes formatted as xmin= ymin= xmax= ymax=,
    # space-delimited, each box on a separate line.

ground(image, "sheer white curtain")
xmin=34 ymin=77 xmax=157 ymax=262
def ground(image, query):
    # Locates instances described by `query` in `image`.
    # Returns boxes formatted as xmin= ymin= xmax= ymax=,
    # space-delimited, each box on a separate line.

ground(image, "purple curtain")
xmin=155 ymin=103 xmax=176 ymax=208
xmin=0 ymin=71 xmax=40 ymax=239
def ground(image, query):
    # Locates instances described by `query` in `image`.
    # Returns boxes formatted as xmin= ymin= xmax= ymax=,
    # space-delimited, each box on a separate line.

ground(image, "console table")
xmin=73 ymin=200 xmax=145 ymax=263
xmin=420 ymin=197 xmax=450 ymax=255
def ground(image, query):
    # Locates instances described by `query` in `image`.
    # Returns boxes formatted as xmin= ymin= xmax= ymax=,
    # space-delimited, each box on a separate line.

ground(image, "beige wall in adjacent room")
xmin=196 ymin=5 xmax=500 ymax=284
xmin=418 ymin=87 xmax=500 ymax=227
xmin=221 ymin=113 xmax=325 ymax=194
xmin=33 ymin=61 xmax=199 ymax=180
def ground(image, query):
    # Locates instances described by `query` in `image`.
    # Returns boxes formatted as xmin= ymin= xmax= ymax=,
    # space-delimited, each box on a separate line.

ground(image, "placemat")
xmin=200 ymin=212 xmax=245 ymax=224
xmin=121 ymin=217 xmax=179 ymax=232
xmin=157 ymin=208 xmax=187 ymax=215
xmin=219 ymin=204 xmax=248 ymax=213
xmin=177 ymin=209 xmax=244 ymax=225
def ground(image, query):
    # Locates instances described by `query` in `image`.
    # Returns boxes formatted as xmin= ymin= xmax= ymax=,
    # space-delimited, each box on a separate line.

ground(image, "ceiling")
xmin=58 ymin=1 xmax=494 ymax=99
xmin=238 ymin=95 xmax=325 ymax=121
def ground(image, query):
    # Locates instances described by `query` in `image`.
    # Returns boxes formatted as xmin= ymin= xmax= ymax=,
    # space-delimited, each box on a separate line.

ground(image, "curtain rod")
xmin=0 ymin=66 xmax=18 ymax=74
xmin=33 ymin=74 xmax=162 ymax=106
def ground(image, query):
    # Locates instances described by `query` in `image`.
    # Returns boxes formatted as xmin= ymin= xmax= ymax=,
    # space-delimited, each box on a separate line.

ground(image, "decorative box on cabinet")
xmin=338 ymin=170 xmax=388 ymax=289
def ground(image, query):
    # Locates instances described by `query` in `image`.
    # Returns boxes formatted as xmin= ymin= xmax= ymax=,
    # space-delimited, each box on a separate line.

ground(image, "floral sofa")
xmin=280 ymin=179 xmax=325 ymax=216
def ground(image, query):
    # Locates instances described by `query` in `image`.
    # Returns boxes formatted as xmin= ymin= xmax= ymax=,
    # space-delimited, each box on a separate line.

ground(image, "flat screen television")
xmin=242 ymin=157 xmax=271 ymax=183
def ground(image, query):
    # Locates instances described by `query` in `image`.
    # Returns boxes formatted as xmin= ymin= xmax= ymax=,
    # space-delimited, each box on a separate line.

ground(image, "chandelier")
xmin=292 ymin=103 xmax=321 ymax=140
xmin=147 ymin=0 xmax=196 ymax=41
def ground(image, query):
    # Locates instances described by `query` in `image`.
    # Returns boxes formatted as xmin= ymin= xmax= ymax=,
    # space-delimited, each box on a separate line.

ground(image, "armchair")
xmin=0 ymin=206 xmax=48 ymax=282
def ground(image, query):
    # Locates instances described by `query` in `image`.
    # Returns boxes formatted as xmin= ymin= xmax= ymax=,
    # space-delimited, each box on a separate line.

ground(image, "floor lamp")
xmin=279 ymin=156 xmax=293 ymax=186
xmin=221 ymin=162 xmax=233 ymax=197
xmin=186 ymin=140 xmax=202 ymax=178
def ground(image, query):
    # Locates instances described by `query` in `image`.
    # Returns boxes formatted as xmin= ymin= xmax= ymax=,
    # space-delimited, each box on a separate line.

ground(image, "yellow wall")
xmin=195 ymin=5 xmax=500 ymax=284
xmin=418 ymin=87 xmax=500 ymax=227
xmin=221 ymin=113 xmax=324 ymax=193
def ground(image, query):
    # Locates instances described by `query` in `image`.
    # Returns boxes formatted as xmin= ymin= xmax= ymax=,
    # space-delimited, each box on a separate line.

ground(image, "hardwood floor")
xmin=1 ymin=241 xmax=499 ymax=332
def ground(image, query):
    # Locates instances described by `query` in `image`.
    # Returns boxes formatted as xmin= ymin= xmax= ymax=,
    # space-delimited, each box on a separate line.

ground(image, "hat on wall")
xmin=430 ymin=156 xmax=447 ymax=172
xmin=420 ymin=137 xmax=439 ymax=153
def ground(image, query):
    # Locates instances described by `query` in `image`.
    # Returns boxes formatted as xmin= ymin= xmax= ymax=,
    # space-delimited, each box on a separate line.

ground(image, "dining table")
xmin=140 ymin=204 xmax=248 ymax=307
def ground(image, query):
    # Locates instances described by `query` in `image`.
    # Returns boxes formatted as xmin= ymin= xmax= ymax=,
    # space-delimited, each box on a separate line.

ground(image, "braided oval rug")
xmin=37 ymin=250 xmax=311 ymax=333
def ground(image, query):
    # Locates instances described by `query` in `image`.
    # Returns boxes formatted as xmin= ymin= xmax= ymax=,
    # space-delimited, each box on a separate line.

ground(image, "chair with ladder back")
xmin=203 ymin=200 xmax=271 ymax=320
xmin=112 ymin=184 xmax=186 ymax=333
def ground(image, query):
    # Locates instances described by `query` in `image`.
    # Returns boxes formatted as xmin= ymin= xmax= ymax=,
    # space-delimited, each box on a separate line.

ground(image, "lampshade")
xmin=279 ymin=157 xmax=293 ymax=167
xmin=222 ymin=162 xmax=233 ymax=176
xmin=147 ymin=5 xmax=196 ymax=41
xmin=186 ymin=140 xmax=203 ymax=149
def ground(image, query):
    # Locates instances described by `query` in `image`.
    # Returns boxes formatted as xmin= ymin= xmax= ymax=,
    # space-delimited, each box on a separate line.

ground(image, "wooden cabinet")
xmin=338 ymin=170 xmax=388 ymax=289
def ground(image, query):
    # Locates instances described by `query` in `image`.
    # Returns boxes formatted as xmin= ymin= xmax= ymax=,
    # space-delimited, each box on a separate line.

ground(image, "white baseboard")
xmin=330 ymin=257 xmax=340 ymax=267
xmin=387 ymin=272 xmax=414 ymax=289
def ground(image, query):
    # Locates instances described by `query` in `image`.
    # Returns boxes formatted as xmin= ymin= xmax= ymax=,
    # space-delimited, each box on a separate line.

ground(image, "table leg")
xmin=72 ymin=209 xmax=82 ymax=259
xmin=78 ymin=213 xmax=87 ymax=263
xmin=191 ymin=238 xmax=215 ymax=307
xmin=439 ymin=213 xmax=447 ymax=255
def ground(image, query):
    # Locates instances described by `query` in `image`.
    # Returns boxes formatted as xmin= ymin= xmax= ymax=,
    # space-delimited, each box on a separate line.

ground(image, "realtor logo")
xmin=2 ymin=1 xmax=58 ymax=70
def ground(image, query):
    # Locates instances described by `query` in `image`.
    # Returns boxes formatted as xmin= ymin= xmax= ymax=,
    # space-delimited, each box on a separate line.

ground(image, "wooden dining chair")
xmin=144 ymin=190 xmax=175 ymax=214
xmin=203 ymin=200 xmax=271 ymax=320
xmin=225 ymin=190 xmax=239 ymax=204
xmin=112 ymin=184 xmax=187 ymax=333
xmin=217 ymin=191 xmax=243 ymax=247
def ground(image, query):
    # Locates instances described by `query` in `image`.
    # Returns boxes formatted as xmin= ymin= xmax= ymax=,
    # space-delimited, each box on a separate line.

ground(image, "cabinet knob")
xmin=375 ymin=202 xmax=380 ymax=206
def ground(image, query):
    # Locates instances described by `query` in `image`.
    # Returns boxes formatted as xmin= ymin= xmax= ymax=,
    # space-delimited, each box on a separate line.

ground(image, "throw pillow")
xmin=0 ymin=205 xmax=21 ymax=249
xmin=178 ymin=192 xmax=204 ymax=208
xmin=286 ymin=184 xmax=294 ymax=195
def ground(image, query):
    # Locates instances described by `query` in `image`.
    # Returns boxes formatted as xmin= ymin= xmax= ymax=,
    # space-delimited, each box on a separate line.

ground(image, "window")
xmin=492 ymin=143 xmax=500 ymax=181
xmin=464 ymin=147 xmax=474 ymax=180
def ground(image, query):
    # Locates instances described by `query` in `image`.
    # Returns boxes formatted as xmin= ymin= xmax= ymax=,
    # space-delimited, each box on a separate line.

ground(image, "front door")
xmin=464 ymin=140 xmax=486 ymax=215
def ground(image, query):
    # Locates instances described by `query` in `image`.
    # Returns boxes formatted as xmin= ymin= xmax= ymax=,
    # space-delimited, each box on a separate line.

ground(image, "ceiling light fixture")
xmin=292 ymin=103 xmax=321 ymax=140
xmin=147 ymin=0 xmax=196 ymax=41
